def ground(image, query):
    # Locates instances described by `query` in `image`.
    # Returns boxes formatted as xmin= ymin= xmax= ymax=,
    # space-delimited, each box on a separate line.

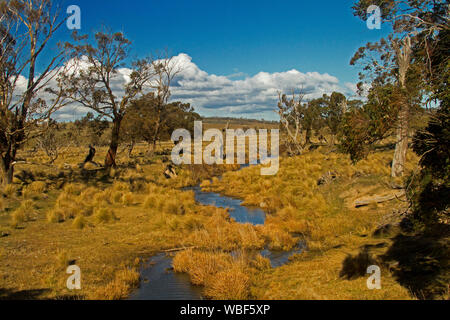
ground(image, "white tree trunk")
xmin=391 ymin=105 xmax=409 ymax=177
xmin=391 ymin=37 xmax=412 ymax=178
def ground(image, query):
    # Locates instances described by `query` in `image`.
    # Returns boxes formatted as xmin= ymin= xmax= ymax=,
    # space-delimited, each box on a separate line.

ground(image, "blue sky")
xmin=50 ymin=0 xmax=390 ymax=120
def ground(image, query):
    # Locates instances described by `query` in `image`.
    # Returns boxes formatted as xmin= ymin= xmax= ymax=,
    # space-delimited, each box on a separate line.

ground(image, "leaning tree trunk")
xmin=391 ymin=36 xmax=412 ymax=178
xmin=105 ymin=118 xmax=122 ymax=169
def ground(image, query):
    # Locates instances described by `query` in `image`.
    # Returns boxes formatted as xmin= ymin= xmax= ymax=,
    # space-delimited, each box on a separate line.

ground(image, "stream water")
xmin=130 ymin=167 xmax=304 ymax=300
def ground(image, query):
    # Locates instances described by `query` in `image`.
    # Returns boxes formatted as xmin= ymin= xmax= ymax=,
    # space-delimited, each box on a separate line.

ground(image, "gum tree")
xmin=59 ymin=33 xmax=181 ymax=168
xmin=351 ymin=0 xmax=449 ymax=177
xmin=0 ymin=0 xmax=69 ymax=184
xmin=59 ymin=30 xmax=156 ymax=168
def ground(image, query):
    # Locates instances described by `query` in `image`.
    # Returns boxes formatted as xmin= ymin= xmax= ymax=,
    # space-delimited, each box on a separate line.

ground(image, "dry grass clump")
xmin=200 ymin=179 xmax=211 ymax=188
xmin=112 ymin=181 xmax=130 ymax=192
xmin=63 ymin=183 xmax=82 ymax=195
xmin=93 ymin=190 xmax=113 ymax=206
xmin=173 ymin=249 xmax=234 ymax=286
xmin=259 ymin=224 xmax=298 ymax=251
xmin=180 ymin=207 xmax=268 ymax=251
xmin=47 ymin=208 xmax=65 ymax=223
xmin=204 ymin=264 xmax=250 ymax=300
xmin=52 ymin=192 xmax=86 ymax=221
xmin=11 ymin=209 xmax=28 ymax=227
xmin=0 ymin=197 xmax=5 ymax=212
xmin=22 ymin=181 xmax=47 ymax=199
xmin=91 ymin=267 xmax=140 ymax=300
xmin=236 ymin=224 xmax=265 ymax=249
xmin=2 ymin=184 xmax=17 ymax=198
xmin=10 ymin=200 xmax=36 ymax=228
xmin=142 ymin=194 xmax=164 ymax=210
xmin=121 ymin=192 xmax=135 ymax=206
xmin=94 ymin=207 xmax=117 ymax=224
xmin=72 ymin=215 xmax=87 ymax=229
xmin=164 ymin=199 xmax=185 ymax=215
xmin=79 ymin=187 xmax=101 ymax=203
xmin=173 ymin=249 xmax=269 ymax=299
xmin=111 ymin=191 xmax=123 ymax=204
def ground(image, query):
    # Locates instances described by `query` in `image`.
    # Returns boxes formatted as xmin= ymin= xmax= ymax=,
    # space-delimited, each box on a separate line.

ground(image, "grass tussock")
xmin=90 ymin=267 xmax=140 ymax=300
xmin=72 ymin=215 xmax=87 ymax=230
xmin=173 ymin=249 xmax=270 ymax=299
xmin=2 ymin=184 xmax=17 ymax=198
xmin=10 ymin=200 xmax=36 ymax=228
xmin=94 ymin=207 xmax=117 ymax=224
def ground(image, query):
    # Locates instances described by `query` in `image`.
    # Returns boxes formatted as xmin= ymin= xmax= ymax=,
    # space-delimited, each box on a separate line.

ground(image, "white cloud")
xmin=16 ymin=53 xmax=358 ymax=121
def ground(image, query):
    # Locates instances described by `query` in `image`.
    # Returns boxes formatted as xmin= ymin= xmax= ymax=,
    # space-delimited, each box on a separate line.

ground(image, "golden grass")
xmin=0 ymin=142 xmax=423 ymax=300
xmin=90 ymin=267 xmax=140 ymax=300
xmin=203 ymin=149 xmax=420 ymax=300
xmin=173 ymin=249 xmax=269 ymax=299
xmin=94 ymin=207 xmax=117 ymax=224
xmin=72 ymin=215 xmax=87 ymax=230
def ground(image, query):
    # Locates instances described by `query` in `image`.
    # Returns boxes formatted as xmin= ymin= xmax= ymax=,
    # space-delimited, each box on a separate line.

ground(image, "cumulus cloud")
xmin=164 ymin=54 xmax=359 ymax=120
xmin=16 ymin=53 xmax=358 ymax=121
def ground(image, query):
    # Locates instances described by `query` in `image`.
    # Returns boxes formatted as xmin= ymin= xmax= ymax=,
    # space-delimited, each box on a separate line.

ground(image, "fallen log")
xmin=355 ymin=192 xmax=405 ymax=208
xmin=162 ymin=246 xmax=198 ymax=253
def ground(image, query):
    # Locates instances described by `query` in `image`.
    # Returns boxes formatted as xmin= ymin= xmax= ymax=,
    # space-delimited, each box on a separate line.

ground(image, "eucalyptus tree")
xmin=351 ymin=0 xmax=449 ymax=177
xmin=59 ymin=31 xmax=182 ymax=168
xmin=0 ymin=0 xmax=70 ymax=184
xmin=59 ymin=31 xmax=155 ymax=168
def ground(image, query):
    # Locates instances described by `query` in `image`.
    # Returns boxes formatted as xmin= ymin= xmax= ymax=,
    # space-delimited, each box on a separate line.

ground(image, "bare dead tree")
xmin=147 ymin=52 xmax=182 ymax=152
xmin=276 ymin=90 xmax=307 ymax=156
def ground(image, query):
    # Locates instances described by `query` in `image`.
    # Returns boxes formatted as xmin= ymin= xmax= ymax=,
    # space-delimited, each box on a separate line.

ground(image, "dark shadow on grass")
xmin=339 ymin=249 xmax=378 ymax=280
xmin=380 ymin=222 xmax=449 ymax=300
xmin=340 ymin=219 xmax=449 ymax=299
xmin=0 ymin=288 xmax=50 ymax=300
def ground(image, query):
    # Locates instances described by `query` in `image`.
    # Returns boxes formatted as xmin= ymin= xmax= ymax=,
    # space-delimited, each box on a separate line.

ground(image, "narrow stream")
xmin=130 ymin=167 xmax=304 ymax=300
xmin=186 ymin=186 xmax=266 ymax=225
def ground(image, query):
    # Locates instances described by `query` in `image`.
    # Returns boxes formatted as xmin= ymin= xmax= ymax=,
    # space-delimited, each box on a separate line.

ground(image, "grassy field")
xmin=0 ymin=132 xmax=441 ymax=300
xmin=180 ymin=148 xmax=421 ymax=300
